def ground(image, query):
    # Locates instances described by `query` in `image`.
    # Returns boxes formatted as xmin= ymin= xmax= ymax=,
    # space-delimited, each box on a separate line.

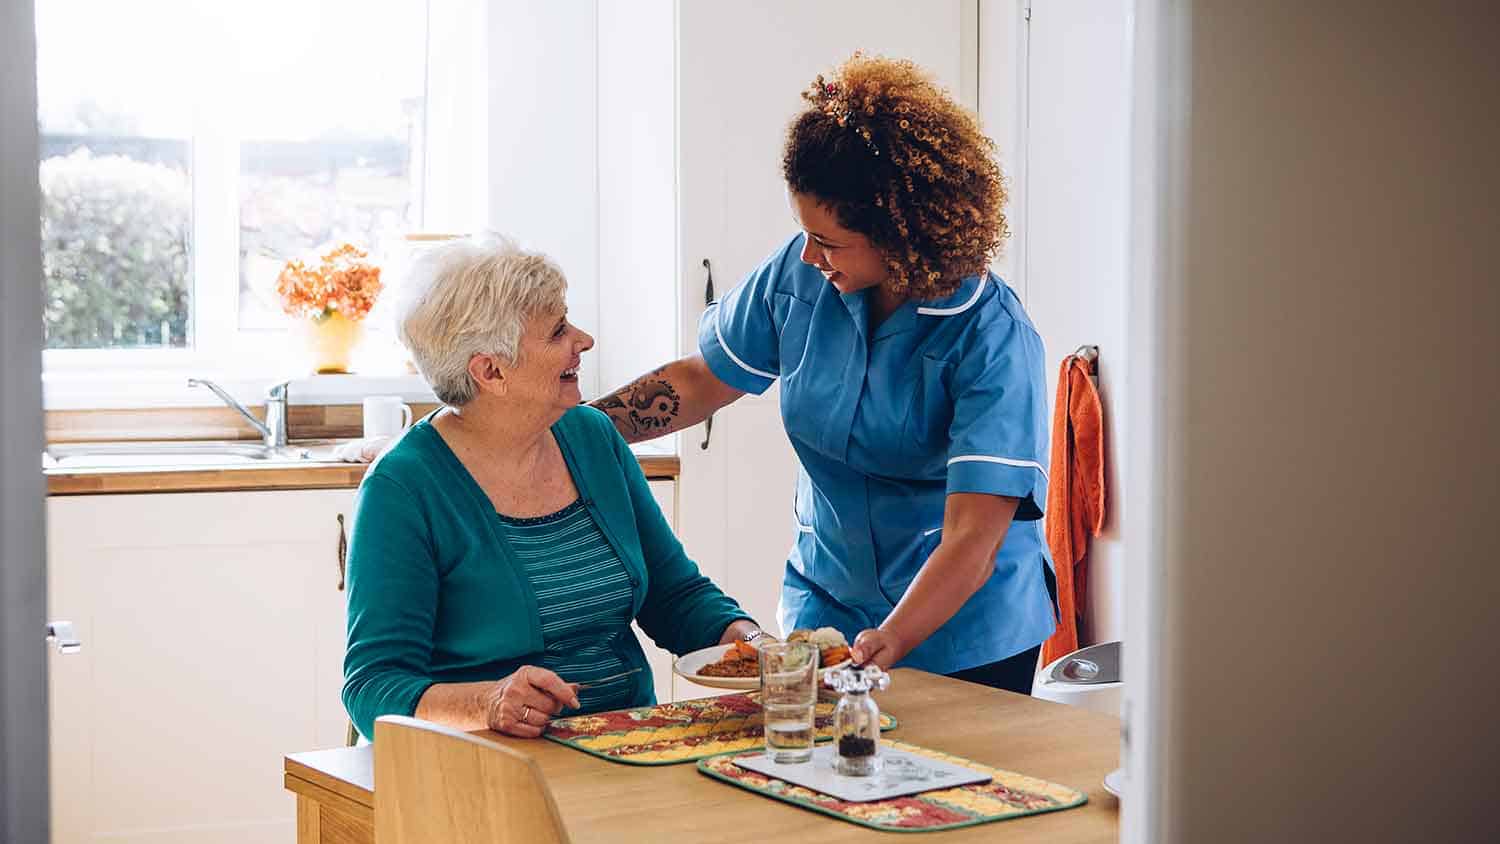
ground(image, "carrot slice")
xmin=821 ymin=645 xmax=851 ymax=666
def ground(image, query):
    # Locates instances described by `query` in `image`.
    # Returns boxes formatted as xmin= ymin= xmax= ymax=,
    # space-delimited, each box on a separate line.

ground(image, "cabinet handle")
xmin=46 ymin=621 xmax=82 ymax=654
xmin=701 ymin=258 xmax=716 ymax=451
xmin=336 ymin=513 xmax=348 ymax=591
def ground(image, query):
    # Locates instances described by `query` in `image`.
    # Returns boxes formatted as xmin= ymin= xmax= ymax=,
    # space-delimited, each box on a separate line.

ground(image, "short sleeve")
xmin=945 ymin=312 xmax=1050 ymax=521
xmin=696 ymin=248 xmax=785 ymax=395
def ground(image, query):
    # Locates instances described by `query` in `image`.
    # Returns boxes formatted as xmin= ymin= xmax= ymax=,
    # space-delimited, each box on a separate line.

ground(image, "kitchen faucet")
xmin=187 ymin=378 xmax=290 ymax=449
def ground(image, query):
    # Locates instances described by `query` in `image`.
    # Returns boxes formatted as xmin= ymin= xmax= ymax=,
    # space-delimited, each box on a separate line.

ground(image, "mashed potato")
xmin=806 ymin=627 xmax=847 ymax=648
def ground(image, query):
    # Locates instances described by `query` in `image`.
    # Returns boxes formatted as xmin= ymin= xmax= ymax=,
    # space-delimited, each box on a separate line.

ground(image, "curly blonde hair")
xmin=783 ymin=54 xmax=1008 ymax=300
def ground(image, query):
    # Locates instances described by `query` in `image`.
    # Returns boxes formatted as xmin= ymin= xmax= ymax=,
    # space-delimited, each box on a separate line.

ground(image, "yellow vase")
xmin=302 ymin=311 xmax=364 ymax=374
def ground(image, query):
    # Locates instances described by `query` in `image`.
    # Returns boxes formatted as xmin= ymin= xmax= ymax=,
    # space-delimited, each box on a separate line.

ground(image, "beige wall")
xmin=1152 ymin=1 xmax=1499 ymax=841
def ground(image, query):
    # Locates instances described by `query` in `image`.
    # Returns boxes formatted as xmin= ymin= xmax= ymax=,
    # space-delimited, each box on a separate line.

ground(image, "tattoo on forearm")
xmin=592 ymin=392 xmax=633 ymax=434
xmin=592 ymin=367 xmax=682 ymax=437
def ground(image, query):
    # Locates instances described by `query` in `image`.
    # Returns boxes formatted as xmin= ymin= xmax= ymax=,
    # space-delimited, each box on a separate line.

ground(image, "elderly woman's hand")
xmin=482 ymin=665 xmax=581 ymax=738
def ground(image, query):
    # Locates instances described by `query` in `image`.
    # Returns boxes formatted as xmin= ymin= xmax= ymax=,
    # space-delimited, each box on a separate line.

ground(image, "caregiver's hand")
xmin=482 ymin=665 xmax=581 ymax=738
xmin=718 ymin=618 xmax=766 ymax=645
xmin=850 ymin=628 xmax=910 ymax=670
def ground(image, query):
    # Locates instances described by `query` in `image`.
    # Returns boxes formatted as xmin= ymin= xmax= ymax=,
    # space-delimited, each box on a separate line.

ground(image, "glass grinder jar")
xmin=824 ymin=664 xmax=890 ymax=776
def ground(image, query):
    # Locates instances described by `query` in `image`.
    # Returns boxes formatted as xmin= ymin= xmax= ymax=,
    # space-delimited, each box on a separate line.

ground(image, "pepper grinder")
xmin=824 ymin=664 xmax=890 ymax=776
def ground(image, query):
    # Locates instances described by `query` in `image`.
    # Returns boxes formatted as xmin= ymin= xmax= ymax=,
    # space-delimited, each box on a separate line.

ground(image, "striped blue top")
xmin=497 ymin=498 xmax=636 ymax=713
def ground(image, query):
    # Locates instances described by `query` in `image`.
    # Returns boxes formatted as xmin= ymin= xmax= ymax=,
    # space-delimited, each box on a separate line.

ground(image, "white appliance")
xmin=1032 ymin=641 xmax=1123 ymax=717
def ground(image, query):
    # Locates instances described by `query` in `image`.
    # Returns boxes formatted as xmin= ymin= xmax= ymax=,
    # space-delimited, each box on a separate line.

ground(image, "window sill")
xmin=43 ymin=370 xmax=437 ymax=411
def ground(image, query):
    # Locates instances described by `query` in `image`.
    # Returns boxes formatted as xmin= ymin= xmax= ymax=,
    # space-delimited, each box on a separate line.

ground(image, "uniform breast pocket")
xmin=901 ymin=355 xmax=955 ymax=468
xmin=773 ymin=293 xmax=814 ymax=376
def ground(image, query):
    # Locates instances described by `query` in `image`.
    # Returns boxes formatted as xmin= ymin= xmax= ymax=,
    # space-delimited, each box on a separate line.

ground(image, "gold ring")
xmin=521 ymin=704 xmax=532 ymax=722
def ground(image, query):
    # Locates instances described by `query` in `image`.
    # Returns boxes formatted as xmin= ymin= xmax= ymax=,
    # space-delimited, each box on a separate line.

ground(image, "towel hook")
xmin=1072 ymin=345 xmax=1100 ymax=376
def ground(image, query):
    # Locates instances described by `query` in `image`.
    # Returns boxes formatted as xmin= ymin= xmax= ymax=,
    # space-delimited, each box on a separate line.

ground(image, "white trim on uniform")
xmin=947 ymin=454 xmax=1049 ymax=478
xmin=916 ymin=276 xmax=988 ymax=316
xmin=714 ymin=309 xmax=778 ymax=380
xmin=796 ymin=523 xmax=815 ymax=534
xmin=921 ymin=526 xmax=943 ymax=537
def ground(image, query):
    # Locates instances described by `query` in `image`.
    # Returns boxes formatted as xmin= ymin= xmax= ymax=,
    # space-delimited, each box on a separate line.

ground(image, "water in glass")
xmin=759 ymin=641 xmax=818 ymax=764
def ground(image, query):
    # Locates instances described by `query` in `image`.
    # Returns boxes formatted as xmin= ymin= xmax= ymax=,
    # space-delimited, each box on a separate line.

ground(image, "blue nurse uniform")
xmin=698 ymin=234 xmax=1056 ymax=675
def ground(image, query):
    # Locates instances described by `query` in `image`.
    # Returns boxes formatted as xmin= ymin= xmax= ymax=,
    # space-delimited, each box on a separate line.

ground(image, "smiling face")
xmin=788 ymin=190 xmax=890 ymax=294
xmin=496 ymin=304 xmax=595 ymax=413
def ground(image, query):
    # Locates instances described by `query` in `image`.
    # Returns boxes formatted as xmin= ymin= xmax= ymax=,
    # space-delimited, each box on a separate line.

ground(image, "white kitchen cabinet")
xmin=47 ymin=479 xmax=682 ymax=843
xmin=47 ymin=489 xmax=355 ymax=844
xmin=643 ymin=479 xmax=746 ymax=703
xmin=635 ymin=478 xmax=752 ymax=704
xmin=638 ymin=480 xmax=677 ymax=703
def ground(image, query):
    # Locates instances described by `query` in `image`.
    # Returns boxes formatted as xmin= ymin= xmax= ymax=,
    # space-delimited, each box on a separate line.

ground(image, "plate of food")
xmin=673 ymin=628 xmax=854 ymax=690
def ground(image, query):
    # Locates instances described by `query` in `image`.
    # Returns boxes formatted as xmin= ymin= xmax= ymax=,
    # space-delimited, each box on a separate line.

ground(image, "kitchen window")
xmin=36 ymin=0 xmax=441 ymax=404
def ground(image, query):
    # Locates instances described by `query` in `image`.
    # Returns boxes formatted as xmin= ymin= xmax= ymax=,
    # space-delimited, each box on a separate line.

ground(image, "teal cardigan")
xmin=342 ymin=406 xmax=749 ymax=739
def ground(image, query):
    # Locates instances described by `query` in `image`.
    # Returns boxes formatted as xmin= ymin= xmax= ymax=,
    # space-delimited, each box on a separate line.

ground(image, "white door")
xmin=675 ymin=0 xmax=970 ymax=641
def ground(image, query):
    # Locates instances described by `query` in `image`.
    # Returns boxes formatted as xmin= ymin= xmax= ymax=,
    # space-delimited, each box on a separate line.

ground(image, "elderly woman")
xmin=342 ymin=235 xmax=762 ymax=740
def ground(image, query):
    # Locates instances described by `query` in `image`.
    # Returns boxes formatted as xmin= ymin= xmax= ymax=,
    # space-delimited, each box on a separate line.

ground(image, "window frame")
xmin=39 ymin=0 xmax=451 ymax=410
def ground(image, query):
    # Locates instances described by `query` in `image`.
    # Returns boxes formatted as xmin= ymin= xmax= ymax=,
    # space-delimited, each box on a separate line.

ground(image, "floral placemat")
xmin=543 ymin=692 xmax=897 ymax=766
xmin=697 ymin=740 xmax=1088 ymax=832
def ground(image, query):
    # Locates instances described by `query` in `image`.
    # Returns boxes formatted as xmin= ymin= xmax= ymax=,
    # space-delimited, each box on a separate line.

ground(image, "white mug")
xmin=363 ymin=396 xmax=413 ymax=438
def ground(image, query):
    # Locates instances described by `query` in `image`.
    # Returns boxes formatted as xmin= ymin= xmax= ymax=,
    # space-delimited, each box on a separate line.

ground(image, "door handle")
xmin=46 ymin=621 xmax=82 ymax=654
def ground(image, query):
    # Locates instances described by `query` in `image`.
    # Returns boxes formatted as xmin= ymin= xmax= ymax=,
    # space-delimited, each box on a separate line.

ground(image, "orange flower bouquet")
xmin=276 ymin=243 xmax=383 ymax=373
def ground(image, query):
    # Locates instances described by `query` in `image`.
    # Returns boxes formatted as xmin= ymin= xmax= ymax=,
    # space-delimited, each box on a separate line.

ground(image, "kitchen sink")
xmin=42 ymin=440 xmax=329 ymax=470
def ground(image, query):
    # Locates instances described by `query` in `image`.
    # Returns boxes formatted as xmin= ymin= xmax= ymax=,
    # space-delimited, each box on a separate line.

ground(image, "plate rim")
xmin=671 ymin=642 xmax=852 ymax=689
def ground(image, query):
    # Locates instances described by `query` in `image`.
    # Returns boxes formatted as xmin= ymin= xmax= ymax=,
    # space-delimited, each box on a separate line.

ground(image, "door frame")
xmin=986 ymin=2 xmax=1184 ymax=840
xmin=976 ymin=0 xmax=1030 ymax=298
xmin=0 ymin=0 xmax=49 ymax=841
xmin=1122 ymin=0 xmax=1191 ymax=841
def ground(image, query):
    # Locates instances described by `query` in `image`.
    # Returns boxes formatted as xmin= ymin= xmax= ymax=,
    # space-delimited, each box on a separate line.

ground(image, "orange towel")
xmin=1041 ymin=353 xmax=1106 ymax=667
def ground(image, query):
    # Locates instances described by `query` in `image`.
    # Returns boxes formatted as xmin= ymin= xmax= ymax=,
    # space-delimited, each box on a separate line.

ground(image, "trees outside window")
xmin=36 ymin=0 xmax=426 ymax=357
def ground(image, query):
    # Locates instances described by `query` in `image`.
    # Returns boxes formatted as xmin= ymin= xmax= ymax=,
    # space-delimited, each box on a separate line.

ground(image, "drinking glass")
xmin=759 ymin=641 xmax=819 ymax=764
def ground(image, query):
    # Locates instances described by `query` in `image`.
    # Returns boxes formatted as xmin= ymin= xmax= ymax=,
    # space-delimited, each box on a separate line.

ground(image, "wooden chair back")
xmin=373 ymin=715 xmax=570 ymax=844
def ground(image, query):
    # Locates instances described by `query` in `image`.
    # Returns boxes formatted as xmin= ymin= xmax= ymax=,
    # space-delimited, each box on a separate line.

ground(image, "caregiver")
xmin=592 ymin=54 xmax=1055 ymax=694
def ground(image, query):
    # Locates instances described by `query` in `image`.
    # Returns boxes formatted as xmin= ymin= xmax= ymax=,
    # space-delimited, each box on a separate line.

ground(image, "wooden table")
xmin=284 ymin=669 xmax=1120 ymax=842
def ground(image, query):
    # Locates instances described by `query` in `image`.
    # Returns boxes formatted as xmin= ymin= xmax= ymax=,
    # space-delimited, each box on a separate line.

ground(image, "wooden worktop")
xmin=46 ymin=452 xmax=679 ymax=495
xmin=46 ymin=401 xmax=680 ymax=495
xmin=284 ymin=669 xmax=1121 ymax=843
